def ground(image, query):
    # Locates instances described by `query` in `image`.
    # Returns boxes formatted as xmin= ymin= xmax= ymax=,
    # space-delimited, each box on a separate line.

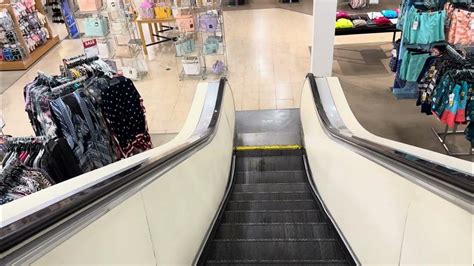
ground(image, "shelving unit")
xmin=0 ymin=0 xmax=59 ymax=70
xmin=77 ymin=0 xmax=148 ymax=80
xmin=174 ymin=1 xmax=228 ymax=80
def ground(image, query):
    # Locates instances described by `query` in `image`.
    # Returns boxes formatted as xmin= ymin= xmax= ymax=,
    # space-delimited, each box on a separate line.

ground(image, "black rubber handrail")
xmin=307 ymin=73 xmax=473 ymax=199
xmin=0 ymin=78 xmax=227 ymax=255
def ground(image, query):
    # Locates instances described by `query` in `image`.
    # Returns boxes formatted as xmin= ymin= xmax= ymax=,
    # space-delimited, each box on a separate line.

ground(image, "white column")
xmin=311 ymin=0 xmax=337 ymax=77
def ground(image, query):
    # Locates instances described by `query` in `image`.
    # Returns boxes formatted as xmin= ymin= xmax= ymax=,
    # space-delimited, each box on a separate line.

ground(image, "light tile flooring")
xmin=1 ymin=8 xmax=393 ymax=138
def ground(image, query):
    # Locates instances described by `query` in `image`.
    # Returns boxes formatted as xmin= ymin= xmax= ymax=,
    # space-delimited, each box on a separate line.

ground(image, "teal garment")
xmin=417 ymin=10 xmax=446 ymax=44
xmin=399 ymin=51 xmax=430 ymax=82
xmin=403 ymin=6 xmax=419 ymax=44
xmin=431 ymin=74 xmax=453 ymax=117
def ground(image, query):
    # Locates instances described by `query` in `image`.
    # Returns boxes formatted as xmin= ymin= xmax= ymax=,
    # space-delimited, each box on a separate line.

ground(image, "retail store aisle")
xmin=333 ymin=42 xmax=473 ymax=161
xmin=0 ymin=8 xmax=394 ymax=138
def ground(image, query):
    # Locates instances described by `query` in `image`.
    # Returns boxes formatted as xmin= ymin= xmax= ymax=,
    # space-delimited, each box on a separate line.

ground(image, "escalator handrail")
xmin=0 ymin=78 xmax=228 ymax=255
xmin=306 ymin=73 xmax=473 ymax=205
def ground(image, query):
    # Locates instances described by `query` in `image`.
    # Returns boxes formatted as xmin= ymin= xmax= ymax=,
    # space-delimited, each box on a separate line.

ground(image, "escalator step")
xmin=206 ymin=239 xmax=347 ymax=261
xmin=227 ymin=200 xmax=318 ymax=211
xmin=233 ymin=183 xmax=309 ymax=193
xmin=205 ymin=260 xmax=349 ymax=265
xmin=236 ymin=156 xmax=303 ymax=171
xmin=235 ymin=170 xmax=306 ymax=184
xmin=231 ymin=191 xmax=313 ymax=201
xmin=222 ymin=210 xmax=326 ymax=223
xmin=215 ymin=223 xmax=336 ymax=239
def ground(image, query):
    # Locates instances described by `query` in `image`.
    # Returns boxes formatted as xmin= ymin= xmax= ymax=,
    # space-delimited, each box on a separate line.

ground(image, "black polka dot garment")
xmin=100 ymin=76 xmax=152 ymax=158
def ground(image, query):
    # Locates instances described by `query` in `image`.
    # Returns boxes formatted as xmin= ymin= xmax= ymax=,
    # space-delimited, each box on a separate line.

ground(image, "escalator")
xmin=198 ymin=149 xmax=355 ymax=264
xmin=1 ymin=76 xmax=472 ymax=265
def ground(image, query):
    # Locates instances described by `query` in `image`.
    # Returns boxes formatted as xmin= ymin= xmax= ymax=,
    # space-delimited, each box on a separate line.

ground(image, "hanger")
xmin=51 ymin=76 xmax=87 ymax=94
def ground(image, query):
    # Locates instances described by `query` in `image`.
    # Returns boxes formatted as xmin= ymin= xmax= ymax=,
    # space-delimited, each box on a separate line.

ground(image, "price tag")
xmin=412 ymin=20 xmax=419 ymax=30
xmin=470 ymin=20 xmax=474 ymax=30
xmin=448 ymin=93 xmax=455 ymax=106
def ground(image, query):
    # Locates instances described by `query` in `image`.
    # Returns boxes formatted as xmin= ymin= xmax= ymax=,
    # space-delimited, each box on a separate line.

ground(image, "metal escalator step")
xmin=222 ymin=210 xmax=326 ymax=223
xmin=215 ymin=223 xmax=336 ymax=239
xmin=235 ymin=171 xmax=305 ymax=184
xmin=227 ymin=200 xmax=317 ymax=211
xmin=233 ymin=183 xmax=309 ymax=193
xmin=206 ymin=239 xmax=347 ymax=261
xmin=235 ymin=149 xmax=304 ymax=157
xmin=236 ymin=156 xmax=303 ymax=172
xmin=230 ymin=191 xmax=313 ymax=201
xmin=205 ymin=259 xmax=349 ymax=265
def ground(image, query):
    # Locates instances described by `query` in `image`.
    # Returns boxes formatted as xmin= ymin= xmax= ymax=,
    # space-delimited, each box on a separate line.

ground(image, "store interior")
xmin=0 ymin=0 xmax=472 ymax=202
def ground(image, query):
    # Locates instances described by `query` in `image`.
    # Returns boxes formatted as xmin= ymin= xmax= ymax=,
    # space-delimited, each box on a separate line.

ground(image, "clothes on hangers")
xmin=0 ymin=136 xmax=84 ymax=205
xmin=445 ymin=3 xmax=474 ymax=45
xmin=402 ymin=5 xmax=446 ymax=45
xmin=399 ymin=50 xmax=432 ymax=81
xmin=87 ymin=76 xmax=152 ymax=158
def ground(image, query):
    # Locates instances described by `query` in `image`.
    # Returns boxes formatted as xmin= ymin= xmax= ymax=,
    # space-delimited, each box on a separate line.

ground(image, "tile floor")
xmin=0 ymin=8 xmax=393 ymax=138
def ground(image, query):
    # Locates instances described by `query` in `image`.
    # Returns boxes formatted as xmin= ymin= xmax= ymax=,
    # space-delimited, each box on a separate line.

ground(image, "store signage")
xmin=83 ymin=39 xmax=99 ymax=57
xmin=61 ymin=0 xmax=80 ymax=39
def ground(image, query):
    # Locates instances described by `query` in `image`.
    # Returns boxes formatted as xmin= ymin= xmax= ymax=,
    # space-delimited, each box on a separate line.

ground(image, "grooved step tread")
xmin=233 ymin=183 xmax=309 ymax=193
xmin=215 ymin=223 xmax=336 ymax=239
xmin=207 ymin=240 xmax=347 ymax=261
xmin=223 ymin=210 xmax=326 ymax=223
xmin=235 ymin=170 xmax=306 ymax=184
xmin=206 ymin=260 xmax=348 ymax=265
xmin=227 ymin=200 xmax=318 ymax=211
xmin=230 ymin=191 xmax=313 ymax=201
xmin=236 ymin=156 xmax=304 ymax=171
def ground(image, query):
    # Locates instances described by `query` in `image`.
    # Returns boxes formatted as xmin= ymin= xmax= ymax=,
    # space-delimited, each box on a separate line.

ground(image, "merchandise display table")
xmin=335 ymin=12 xmax=400 ymax=42
xmin=135 ymin=17 xmax=177 ymax=55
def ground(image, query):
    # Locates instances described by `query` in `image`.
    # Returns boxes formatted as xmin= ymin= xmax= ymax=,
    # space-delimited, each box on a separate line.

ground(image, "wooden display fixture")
xmin=0 ymin=0 xmax=60 ymax=70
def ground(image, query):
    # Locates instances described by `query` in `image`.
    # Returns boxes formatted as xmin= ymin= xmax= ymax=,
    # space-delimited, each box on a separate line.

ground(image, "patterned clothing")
xmin=93 ymin=76 xmax=152 ymax=158
xmin=51 ymin=91 xmax=115 ymax=172
xmin=446 ymin=3 xmax=474 ymax=46
xmin=0 ymin=159 xmax=54 ymax=205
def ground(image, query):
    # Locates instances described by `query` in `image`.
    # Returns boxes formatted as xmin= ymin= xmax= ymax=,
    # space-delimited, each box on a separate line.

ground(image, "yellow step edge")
xmin=234 ymin=145 xmax=303 ymax=151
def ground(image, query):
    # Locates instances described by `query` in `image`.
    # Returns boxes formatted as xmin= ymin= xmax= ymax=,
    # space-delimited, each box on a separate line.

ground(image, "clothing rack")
xmin=432 ymin=125 xmax=474 ymax=156
xmin=64 ymin=55 xmax=100 ymax=69
xmin=6 ymin=136 xmax=48 ymax=144
xmin=51 ymin=76 xmax=87 ymax=93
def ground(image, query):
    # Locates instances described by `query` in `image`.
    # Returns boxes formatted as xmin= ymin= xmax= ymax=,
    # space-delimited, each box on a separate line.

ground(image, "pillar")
xmin=311 ymin=0 xmax=337 ymax=77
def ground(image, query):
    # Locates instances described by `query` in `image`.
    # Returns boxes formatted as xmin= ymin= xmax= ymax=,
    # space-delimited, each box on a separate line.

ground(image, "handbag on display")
xmin=175 ymin=37 xmax=195 ymax=56
xmin=176 ymin=14 xmax=195 ymax=32
xmin=179 ymin=0 xmax=192 ymax=6
xmin=110 ymin=20 xmax=125 ymax=34
xmin=77 ymin=0 xmax=103 ymax=12
xmin=336 ymin=11 xmax=350 ymax=20
xmin=199 ymin=13 xmax=218 ymax=32
xmin=182 ymin=56 xmax=201 ymax=75
xmin=83 ymin=16 xmax=109 ymax=37
xmin=122 ymin=66 xmax=139 ymax=80
xmin=203 ymin=36 xmax=219 ymax=54
xmin=138 ymin=0 xmax=155 ymax=19
xmin=381 ymin=9 xmax=397 ymax=19
xmin=212 ymin=60 xmax=224 ymax=74
xmin=154 ymin=3 xmax=172 ymax=19
xmin=106 ymin=0 xmax=121 ymax=11
xmin=97 ymin=38 xmax=112 ymax=58
xmin=352 ymin=19 xmax=367 ymax=27
xmin=349 ymin=0 xmax=366 ymax=9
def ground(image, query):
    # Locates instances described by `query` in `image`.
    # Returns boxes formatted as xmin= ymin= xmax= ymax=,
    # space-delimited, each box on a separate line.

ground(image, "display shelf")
xmin=179 ymin=66 xmax=206 ymax=80
xmin=0 ymin=36 xmax=59 ymax=70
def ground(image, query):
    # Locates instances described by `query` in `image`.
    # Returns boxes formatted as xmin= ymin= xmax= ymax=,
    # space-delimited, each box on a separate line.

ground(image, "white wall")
xmin=300 ymin=79 xmax=472 ymax=265
xmin=32 ymin=84 xmax=236 ymax=265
